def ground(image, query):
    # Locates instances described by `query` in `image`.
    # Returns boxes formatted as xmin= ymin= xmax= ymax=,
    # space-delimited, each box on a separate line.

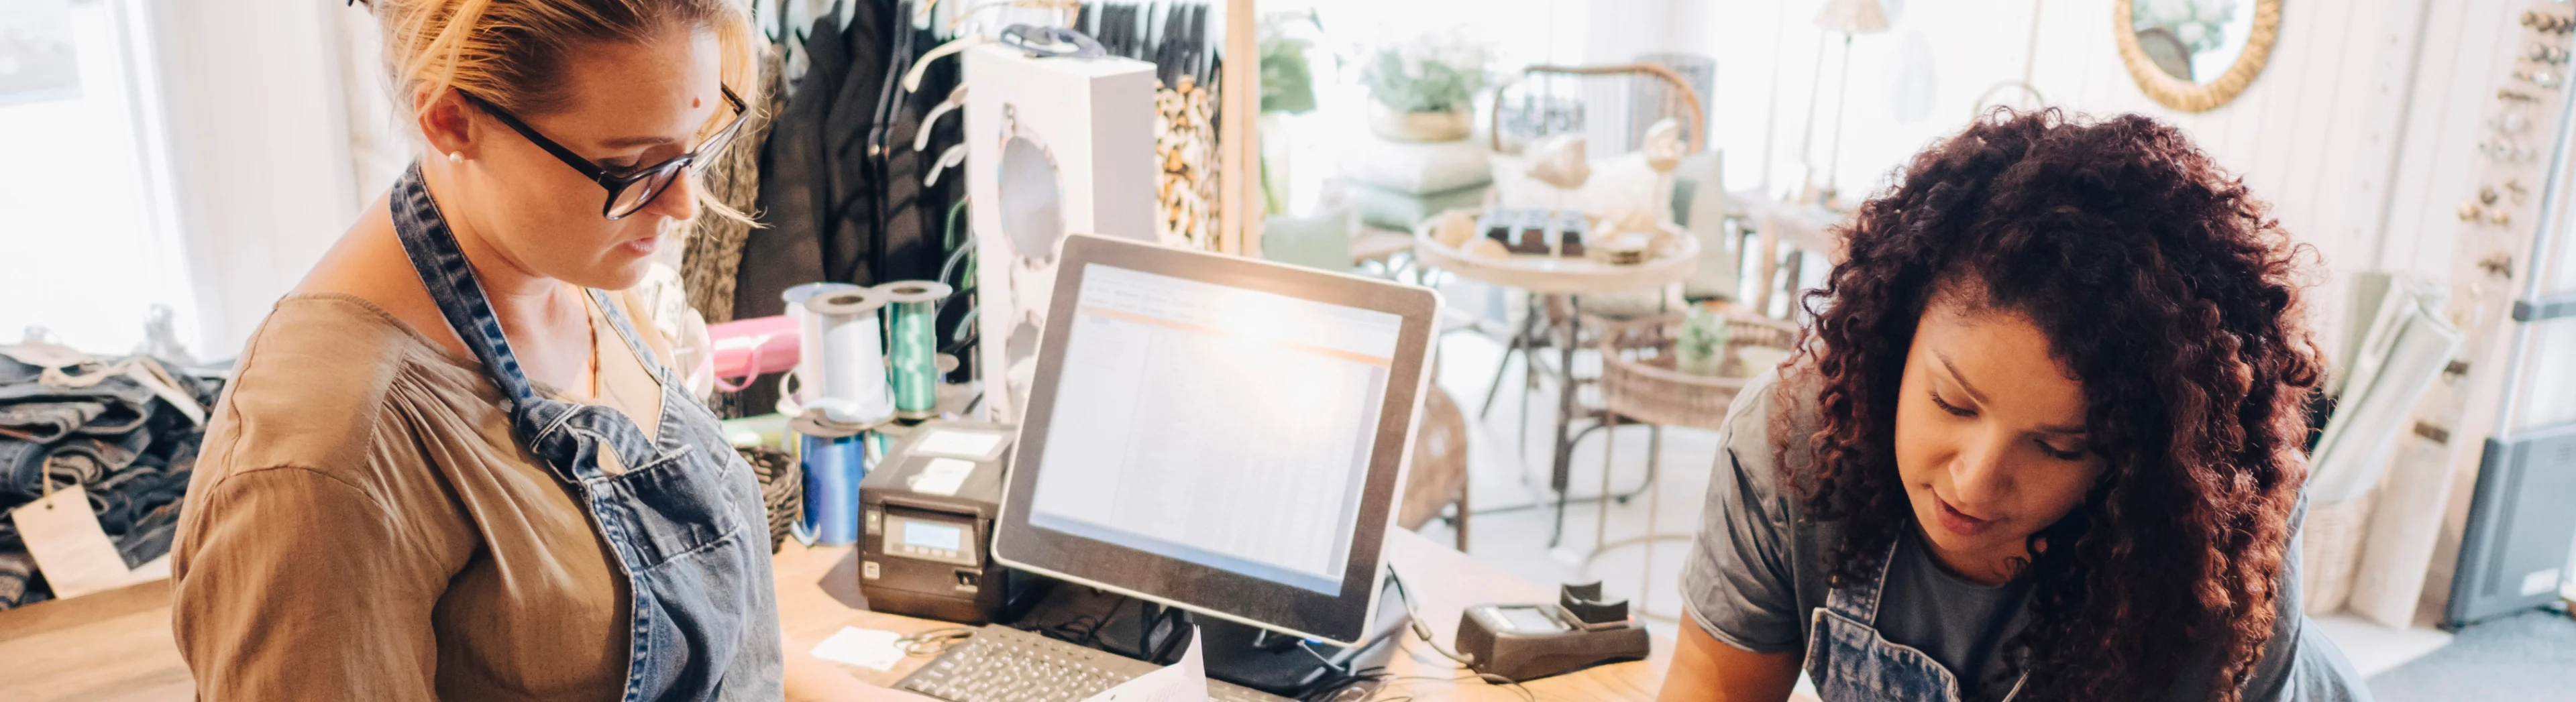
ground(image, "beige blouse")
xmin=170 ymin=292 xmax=677 ymax=701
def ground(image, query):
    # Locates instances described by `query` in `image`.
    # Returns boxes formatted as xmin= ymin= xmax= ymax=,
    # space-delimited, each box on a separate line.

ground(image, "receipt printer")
xmin=1454 ymin=581 xmax=1651 ymax=681
xmin=859 ymin=421 xmax=1017 ymax=624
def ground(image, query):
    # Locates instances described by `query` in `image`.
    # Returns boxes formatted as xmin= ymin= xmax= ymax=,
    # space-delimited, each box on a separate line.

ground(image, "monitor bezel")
xmin=990 ymin=233 xmax=1439 ymax=647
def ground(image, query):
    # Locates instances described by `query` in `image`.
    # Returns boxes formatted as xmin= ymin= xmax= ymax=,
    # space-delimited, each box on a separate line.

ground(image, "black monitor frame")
xmin=990 ymin=233 xmax=1440 ymax=647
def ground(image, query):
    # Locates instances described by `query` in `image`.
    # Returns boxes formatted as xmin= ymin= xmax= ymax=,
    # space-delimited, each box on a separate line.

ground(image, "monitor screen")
xmin=1024 ymin=264 xmax=1403 ymax=596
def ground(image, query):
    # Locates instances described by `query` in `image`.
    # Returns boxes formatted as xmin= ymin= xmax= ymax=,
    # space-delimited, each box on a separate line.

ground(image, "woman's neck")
xmin=421 ymin=160 xmax=566 ymax=317
xmin=1916 ymin=525 xmax=2025 ymax=587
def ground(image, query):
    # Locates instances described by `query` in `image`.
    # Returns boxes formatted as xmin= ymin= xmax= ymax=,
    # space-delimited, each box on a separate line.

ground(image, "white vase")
xmin=1368 ymin=103 xmax=1471 ymax=143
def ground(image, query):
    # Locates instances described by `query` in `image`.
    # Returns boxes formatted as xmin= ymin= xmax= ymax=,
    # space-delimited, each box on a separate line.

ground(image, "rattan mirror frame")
xmin=2114 ymin=0 xmax=2282 ymax=113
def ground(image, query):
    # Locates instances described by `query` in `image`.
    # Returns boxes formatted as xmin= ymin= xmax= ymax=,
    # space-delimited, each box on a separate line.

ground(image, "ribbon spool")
xmin=793 ymin=432 xmax=866 ymax=545
xmin=779 ymin=282 xmax=894 ymax=434
xmin=873 ymin=280 xmax=954 ymax=419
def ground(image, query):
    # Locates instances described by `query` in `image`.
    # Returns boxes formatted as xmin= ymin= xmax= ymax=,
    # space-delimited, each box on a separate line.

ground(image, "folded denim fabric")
xmin=0 ymin=400 xmax=105 ymax=443
xmin=50 ymin=430 xmax=151 ymax=474
xmin=0 ymin=547 xmax=37 ymax=609
xmin=117 ymin=502 xmax=180 ymax=569
xmin=0 ymin=440 xmax=103 ymax=502
xmin=0 ymin=349 xmax=162 ymax=424
xmin=90 ymin=468 xmax=190 ymax=536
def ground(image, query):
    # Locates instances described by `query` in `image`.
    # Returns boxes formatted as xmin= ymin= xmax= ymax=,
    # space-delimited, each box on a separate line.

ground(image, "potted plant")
xmin=1675 ymin=306 xmax=1730 ymax=377
xmin=1358 ymin=31 xmax=1489 ymax=143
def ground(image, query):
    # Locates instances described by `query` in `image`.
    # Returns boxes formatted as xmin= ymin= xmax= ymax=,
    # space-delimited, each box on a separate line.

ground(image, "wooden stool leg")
xmin=1454 ymin=486 xmax=1471 ymax=552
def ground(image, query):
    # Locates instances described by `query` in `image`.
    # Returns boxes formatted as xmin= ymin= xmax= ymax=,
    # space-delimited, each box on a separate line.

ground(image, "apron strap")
xmin=1825 ymin=537 xmax=1904 ymax=626
xmin=585 ymin=289 xmax=680 ymax=390
xmin=388 ymin=162 xmax=540 ymax=408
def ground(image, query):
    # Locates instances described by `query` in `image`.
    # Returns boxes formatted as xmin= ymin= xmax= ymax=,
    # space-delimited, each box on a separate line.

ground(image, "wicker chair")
xmin=1576 ymin=310 xmax=1796 ymax=620
xmin=1397 ymin=387 xmax=1471 ymax=550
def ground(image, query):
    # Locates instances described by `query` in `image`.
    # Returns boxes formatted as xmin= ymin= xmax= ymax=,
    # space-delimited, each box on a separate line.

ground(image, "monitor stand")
xmin=1002 ymin=575 xmax=1413 ymax=697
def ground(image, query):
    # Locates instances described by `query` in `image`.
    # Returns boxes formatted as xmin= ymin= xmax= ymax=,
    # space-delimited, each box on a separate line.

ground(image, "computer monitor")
xmin=991 ymin=233 xmax=1440 ymax=648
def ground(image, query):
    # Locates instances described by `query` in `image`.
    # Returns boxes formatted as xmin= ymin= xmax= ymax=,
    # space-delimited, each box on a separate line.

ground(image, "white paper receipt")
xmin=1084 ymin=625 xmax=1211 ymax=702
xmin=908 ymin=457 xmax=979 ymax=497
xmin=809 ymin=626 xmax=907 ymax=671
xmin=913 ymin=429 xmax=1008 ymax=459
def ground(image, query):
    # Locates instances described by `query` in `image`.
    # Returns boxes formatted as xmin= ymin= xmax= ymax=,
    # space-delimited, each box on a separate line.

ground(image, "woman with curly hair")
xmin=1658 ymin=110 xmax=2369 ymax=701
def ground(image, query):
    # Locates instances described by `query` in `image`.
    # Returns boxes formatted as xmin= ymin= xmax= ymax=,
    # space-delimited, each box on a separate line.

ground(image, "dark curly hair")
xmin=1776 ymin=109 xmax=2322 ymax=701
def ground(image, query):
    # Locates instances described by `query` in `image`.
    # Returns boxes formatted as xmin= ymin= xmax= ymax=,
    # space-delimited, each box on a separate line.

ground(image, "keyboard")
xmin=894 ymin=624 xmax=1295 ymax=702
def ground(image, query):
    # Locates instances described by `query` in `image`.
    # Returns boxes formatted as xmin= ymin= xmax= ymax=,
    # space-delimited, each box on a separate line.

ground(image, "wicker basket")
xmin=1598 ymin=313 xmax=1799 ymax=430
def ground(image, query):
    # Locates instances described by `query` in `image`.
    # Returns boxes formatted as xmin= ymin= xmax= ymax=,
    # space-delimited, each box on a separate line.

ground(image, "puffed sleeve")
xmin=170 ymin=467 xmax=447 ymax=701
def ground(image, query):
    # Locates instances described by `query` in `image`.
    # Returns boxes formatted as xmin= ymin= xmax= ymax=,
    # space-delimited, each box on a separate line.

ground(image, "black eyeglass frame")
xmin=457 ymin=86 xmax=749 ymax=220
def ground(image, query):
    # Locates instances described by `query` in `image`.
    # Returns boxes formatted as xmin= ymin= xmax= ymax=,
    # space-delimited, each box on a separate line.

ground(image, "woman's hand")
xmin=782 ymin=632 xmax=940 ymax=702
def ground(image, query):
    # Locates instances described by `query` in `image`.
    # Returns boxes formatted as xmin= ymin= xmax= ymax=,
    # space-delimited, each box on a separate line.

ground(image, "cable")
xmin=1371 ymin=674 xmax=1537 ymax=702
xmin=1378 ymin=567 xmax=1542 ymax=702
xmin=1383 ymin=567 xmax=1478 ymax=668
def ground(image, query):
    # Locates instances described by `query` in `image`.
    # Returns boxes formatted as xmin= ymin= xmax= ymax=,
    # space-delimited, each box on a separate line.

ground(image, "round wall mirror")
xmin=2116 ymin=0 xmax=2280 ymax=112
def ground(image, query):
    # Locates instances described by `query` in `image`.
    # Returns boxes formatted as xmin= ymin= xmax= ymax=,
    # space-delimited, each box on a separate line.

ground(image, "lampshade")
xmin=1814 ymin=0 xmax=1890 ymax=34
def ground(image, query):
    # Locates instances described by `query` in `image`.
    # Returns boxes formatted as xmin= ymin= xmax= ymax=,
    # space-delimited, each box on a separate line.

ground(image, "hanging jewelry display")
xmin=2379 ymin=0 xmax=2576 ymax=627
xmin=1156 ymin=73 xmax=1221 ymax=249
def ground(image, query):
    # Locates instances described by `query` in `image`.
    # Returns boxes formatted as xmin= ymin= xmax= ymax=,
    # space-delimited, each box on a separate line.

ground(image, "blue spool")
xmin=797 ymin=432 xmax=868 ymax=545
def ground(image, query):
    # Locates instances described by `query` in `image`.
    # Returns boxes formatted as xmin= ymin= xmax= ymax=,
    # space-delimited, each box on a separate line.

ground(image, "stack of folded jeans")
xmin=0 ymin=341 xmax=223 ymax=609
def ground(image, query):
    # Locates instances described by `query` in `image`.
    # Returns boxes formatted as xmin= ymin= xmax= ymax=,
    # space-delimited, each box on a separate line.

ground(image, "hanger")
xmin=924 ymin=143 xmax=971 ymax=186
xmin=949 ymin=0 xmax=1080 ymax=33
xmin=902 ymin=34 xmax=991 ymax=94
xmin=914 ymin=85 xmax=970 ymax=152
xmin=1000 ymin=24 xmax=1107 ymax=59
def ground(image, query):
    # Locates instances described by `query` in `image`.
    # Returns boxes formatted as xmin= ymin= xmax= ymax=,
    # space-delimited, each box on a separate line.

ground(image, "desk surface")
xmin=0 ymin=530 xmax=1667 ymax=701
xmin=780 ymin=528 xmax=1669 ymax=701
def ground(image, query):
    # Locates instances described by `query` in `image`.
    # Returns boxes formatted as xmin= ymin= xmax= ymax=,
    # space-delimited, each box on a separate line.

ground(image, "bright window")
xmin=0 ymin=0 xmax=192 ymax=355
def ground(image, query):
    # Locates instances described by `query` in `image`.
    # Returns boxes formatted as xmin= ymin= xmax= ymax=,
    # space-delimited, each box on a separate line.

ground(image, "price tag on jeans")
xmin=11 ymin=484 xmax=146 ymax=599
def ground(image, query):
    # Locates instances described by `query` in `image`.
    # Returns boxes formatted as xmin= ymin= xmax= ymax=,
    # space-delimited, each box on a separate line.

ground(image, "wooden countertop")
xmin=0 ymin=530 xmax=1668 ymax=701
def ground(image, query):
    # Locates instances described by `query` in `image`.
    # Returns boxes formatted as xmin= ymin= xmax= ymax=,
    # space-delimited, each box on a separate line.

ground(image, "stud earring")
xmin=447 ymin=151 xmax=464 ymax=164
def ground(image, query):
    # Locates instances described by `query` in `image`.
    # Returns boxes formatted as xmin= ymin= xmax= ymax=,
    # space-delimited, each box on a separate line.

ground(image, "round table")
xmin=1411 ymin=213 xmax=1700 ymax=547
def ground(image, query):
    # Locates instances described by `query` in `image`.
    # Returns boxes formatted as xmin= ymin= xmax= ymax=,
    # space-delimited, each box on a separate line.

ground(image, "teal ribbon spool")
xmin=873 ymin=280 xmax=953 ymax=418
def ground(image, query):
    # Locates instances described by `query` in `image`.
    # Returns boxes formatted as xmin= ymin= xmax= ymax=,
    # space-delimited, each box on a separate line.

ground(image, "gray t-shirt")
xmin=1680 ymin=369 xmax=2370 ymax=701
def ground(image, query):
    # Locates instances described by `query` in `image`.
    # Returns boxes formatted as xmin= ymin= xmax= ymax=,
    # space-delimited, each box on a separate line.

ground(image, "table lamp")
xmin=1805 ymin=0 xmax=1888 ymax=209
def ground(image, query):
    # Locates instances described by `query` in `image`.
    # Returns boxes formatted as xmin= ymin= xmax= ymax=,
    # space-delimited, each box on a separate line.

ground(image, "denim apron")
xmin=390 ymin=163 xmax=784 ymax=701
xmin=1804 ymin=541 xmax=2027 ymax=702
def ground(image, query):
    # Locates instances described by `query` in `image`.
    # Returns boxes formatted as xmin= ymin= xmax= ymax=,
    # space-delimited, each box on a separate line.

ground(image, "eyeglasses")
xmin=458 ymin=86 xmax=749 ymax=220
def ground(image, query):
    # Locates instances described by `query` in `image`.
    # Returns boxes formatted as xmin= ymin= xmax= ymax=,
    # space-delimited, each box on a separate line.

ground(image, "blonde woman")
xmin=168 ymin=1 xmax=924 ymax=699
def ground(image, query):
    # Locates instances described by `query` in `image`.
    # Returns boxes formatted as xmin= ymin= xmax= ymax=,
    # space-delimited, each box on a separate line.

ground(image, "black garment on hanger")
xmin=737 ymin=5 xmax=855 ymax=321
xmin=867 ymin=3 xmax=971 ymax=379
xmin=869 ymin=4 xmax=961 ymax=287
xmin=822 ymin=0 xmax=896 ymax=287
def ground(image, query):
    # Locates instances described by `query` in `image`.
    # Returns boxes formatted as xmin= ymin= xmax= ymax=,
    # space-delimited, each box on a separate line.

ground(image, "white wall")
xmin=140 ymin=0 xmax=358 ymax=357
xmin=1682 ymin=0 xmax=2506 ymax=353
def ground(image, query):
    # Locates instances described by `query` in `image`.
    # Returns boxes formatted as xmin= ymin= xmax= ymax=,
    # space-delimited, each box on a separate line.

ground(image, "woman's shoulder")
xmin=1714 ymin=365 xmax=1825 ymax=504
xmin=197 ymin=294 xmax=499 ymax=491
